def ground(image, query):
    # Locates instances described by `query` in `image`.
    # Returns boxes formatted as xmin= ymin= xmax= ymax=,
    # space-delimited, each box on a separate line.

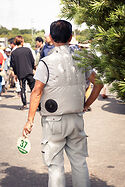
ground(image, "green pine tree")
xmin=60 ymin=0 xmax=125 ymax=101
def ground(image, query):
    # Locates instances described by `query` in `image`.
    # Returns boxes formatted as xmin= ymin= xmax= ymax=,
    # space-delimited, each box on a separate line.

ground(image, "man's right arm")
xmin=22 ymin=80 xmax=45 ymax=137
xmin=84 ymin=71 xmax=103 ymax=111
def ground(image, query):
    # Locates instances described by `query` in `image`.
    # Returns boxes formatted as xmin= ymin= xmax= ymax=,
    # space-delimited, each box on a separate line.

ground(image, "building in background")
xmin=0 ymin=38 xmax=8 ymax=48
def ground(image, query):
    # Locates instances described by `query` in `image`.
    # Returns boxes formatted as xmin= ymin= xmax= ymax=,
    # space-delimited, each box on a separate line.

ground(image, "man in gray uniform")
xmin=23 ymin=20 xmax=103 ymax=187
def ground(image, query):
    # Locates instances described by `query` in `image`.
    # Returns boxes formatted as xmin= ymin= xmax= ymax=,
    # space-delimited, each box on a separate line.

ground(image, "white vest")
xmin=40 ymin=45 xmax=86 ymax=116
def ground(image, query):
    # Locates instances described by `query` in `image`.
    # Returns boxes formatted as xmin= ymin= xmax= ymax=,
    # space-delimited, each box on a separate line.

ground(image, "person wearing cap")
xmin=4 ymin=48 xmax=11 ymax=71
xmin=22 ymin=20 xmax=103 ymax=187
xmin=40 ymin=32 xmax=54 ymax=59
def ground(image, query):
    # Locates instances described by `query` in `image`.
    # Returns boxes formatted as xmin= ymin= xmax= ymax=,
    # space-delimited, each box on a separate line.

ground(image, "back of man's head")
xmin=50 ymin=20 xmax=72 ymax=43
xmin=14 ymin=35 xmax=24 ymax=46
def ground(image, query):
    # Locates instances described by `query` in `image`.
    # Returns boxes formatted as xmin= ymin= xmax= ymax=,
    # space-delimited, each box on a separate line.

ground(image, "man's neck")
xmin=53 ymin=42 xmax=69 ymax=47
xmin=17 ymin=45 xmax=23 ymax=48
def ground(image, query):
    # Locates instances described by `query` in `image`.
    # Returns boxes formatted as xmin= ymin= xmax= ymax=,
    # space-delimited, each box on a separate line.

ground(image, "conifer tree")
xmin=60 ymin=0 xmax=125 ymax=100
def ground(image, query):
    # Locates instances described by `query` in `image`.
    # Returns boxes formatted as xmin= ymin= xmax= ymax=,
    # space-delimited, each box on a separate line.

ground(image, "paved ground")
xmin=0 ymin=88 xmax=125 ymax=187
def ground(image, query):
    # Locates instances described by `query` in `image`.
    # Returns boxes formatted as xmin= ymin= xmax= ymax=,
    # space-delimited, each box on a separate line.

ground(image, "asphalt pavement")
xmin=0 ymin=88 xmax=125 ymax=187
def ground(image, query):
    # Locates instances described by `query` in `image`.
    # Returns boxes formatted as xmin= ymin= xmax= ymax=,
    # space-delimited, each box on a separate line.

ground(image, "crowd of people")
xmin=0 ymin=33 xmax=107 ymax=107
xmin=0 ymin=33 xmax=54 ymax=108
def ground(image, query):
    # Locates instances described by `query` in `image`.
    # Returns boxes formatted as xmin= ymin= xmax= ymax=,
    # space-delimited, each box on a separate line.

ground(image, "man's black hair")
xmin=35 ymin=37 xmax=44 ymax=43
xmin=50 ymin=20 xmax=72 ymax=43
xmin=8 ymin=38 xmax=15 ymax=44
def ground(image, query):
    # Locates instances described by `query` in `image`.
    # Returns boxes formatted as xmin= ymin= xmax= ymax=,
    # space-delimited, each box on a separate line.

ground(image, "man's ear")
xmin=49 ymin=34 xmax=54 ymax=44
xmin=68 ymin=34 xmax=72 ymax=43
xmin=21 ymin=41 xmax=24 ymax=46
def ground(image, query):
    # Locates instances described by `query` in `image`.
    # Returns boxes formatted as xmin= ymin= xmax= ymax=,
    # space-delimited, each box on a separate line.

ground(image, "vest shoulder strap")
xmin=40 ymin=60 xmax=49 ymax=83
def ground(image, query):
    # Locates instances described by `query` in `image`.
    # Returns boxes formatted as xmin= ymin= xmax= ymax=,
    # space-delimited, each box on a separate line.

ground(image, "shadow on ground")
xmin=1 ymin=95 xmax=14 ymax=99
xmin=0 ymin=104 xmax=21 ymax=110
xmin=0 ymin=104 xmax=39 ymax=112
xmin=0 ymin=163 xmax=115 ymax=187
xmin=98 ymin=95 xmax=125 ymax=115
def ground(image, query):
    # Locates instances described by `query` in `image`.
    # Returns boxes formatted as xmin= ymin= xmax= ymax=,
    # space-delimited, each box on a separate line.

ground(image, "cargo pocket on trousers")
xmin=82 ymin=135 xmax=89 ymax=157
xmin=76 ymin=114 xmax=88 ymax=157
xmin=41 ymin=116 xmax=63 ymax=166
xmin=46 ymin=116 xmax=62 ymax=135
xmin=41 ymin=138 xmax=65 ymax=166
xmin=41 ymin=139 xmax=52 ymax=166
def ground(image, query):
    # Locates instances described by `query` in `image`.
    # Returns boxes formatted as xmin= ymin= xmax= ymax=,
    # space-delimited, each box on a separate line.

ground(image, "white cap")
xmin=44 ymin=30 xmax=50 ymax=37
xmin=5 ymin=48 xmax=11 ymax=52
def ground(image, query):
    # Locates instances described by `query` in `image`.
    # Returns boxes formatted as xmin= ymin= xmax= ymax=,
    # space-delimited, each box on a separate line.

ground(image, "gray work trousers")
xmin=41 ymin=113 xmax=90 ymax=187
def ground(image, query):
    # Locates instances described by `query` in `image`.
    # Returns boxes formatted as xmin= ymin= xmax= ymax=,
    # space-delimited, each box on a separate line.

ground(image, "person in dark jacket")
xmin=40 ymin=33 xmax=54 ymax=59
xmin=10 ymin=35 xmax=35 ymax=110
